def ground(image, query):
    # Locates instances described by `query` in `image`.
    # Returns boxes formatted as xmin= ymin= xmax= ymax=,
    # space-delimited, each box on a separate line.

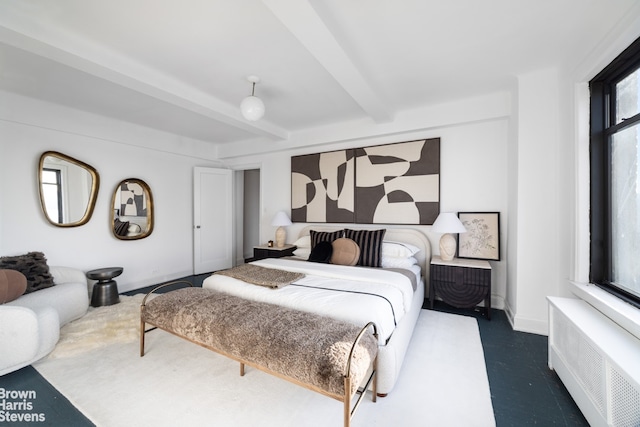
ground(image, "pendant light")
xmin=240 ymin=75 xmax=265 ymax=121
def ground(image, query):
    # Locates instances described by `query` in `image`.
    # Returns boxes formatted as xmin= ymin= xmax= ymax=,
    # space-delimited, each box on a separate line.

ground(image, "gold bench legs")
xmin=344 ymin=322 xmax=378 ymax=427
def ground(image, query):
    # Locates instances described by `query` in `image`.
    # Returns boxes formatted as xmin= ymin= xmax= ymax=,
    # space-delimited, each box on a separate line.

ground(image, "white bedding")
xmin=202 ymin=257 xmax=416 ymax=344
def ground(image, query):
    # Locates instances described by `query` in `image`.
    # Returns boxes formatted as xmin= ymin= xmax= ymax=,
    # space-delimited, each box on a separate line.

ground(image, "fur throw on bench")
xmin=142 ymin=287 xmax=377 ymax=397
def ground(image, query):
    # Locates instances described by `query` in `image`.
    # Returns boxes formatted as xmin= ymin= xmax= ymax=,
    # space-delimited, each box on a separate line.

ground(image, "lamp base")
xmin=275 ymin=226 xmax=286 ymax=248
xmin=439 ymin=233 xmax=457 ymax=261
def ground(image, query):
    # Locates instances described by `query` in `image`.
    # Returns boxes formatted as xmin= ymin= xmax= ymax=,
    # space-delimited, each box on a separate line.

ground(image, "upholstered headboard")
xmin=298 ymin=225 xmax=432 ymax=291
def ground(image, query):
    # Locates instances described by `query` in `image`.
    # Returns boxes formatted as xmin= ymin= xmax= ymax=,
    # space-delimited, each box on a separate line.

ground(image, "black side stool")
xmin=87 ymin=267 xmax=123 ymax=307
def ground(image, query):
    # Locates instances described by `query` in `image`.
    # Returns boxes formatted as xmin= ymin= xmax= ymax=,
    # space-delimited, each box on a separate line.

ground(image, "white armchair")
xmin=0 ymin=266 xmax=89 ymax=376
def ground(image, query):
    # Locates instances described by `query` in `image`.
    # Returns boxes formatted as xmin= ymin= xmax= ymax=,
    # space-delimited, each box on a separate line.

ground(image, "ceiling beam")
xmin=263 ymin=0 xmax=394 ymax=124
xmin=0 ymin=23 xmax=289 ymax=141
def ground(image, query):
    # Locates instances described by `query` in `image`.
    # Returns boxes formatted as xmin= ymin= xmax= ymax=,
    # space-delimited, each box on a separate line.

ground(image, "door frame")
xmin=231 ymin=162 xmax=262 ymax=264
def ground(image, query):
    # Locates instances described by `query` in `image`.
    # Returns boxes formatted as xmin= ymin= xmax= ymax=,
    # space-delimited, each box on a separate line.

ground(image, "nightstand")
xmin=429 ymin=256 xmax=492 ymax=319
xmin=252 ymin=244 xmax=296 ymax=261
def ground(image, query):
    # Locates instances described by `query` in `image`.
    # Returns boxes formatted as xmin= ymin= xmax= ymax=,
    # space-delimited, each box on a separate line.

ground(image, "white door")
xmin=193 ymin=167 xmax=233 ymax=274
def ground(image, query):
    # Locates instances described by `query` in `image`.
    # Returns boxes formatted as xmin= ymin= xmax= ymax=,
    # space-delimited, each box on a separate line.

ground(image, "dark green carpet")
xmin=428 ymin=301 xmax=588 ymax=426
xmin=0 ymin=274 xmax=587 ymax=426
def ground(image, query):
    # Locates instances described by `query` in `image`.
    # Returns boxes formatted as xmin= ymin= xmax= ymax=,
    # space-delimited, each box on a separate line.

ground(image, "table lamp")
xmin=431 ymin=212 xmax=467 ymax=261
xmin=271 ymin=211 xmax=292 ymax=248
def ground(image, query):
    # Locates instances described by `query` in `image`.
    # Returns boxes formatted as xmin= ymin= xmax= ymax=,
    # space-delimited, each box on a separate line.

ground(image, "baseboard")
xmin=503 ymin=299 xmax=516 ymax=330
xmin=512 ymin=314 xmax=548 ymax=335
xmin=501 ymin=298 xmax=548 ymax=335
xmin=491 ymin=294 xmax=505 ymax=310
xmin=118 ymin=269 xmax=195 ymax=293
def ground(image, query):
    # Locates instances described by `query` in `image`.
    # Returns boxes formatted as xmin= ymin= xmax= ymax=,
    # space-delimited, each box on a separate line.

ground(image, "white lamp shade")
xmin=271 ymin=211 xmax=292 ymax=227
xmin=431 ymin=212 xmax=467 ymax=234
xmin=271 ymin=211 xmax=291 ymax=248
xmin=240 ymin=95 xmax=265 ymax=121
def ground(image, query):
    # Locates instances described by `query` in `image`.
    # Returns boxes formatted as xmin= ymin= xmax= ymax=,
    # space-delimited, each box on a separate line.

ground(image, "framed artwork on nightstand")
xmin=457 ymin=212 xmax=500 ymax=261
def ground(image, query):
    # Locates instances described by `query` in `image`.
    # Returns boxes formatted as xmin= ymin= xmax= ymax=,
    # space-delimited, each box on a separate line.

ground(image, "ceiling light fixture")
xmin=240 ymin=75 xmax=265 ymax=121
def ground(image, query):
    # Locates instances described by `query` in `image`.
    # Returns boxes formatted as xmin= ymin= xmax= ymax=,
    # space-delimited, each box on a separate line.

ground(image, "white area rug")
xmin=49 ymin=294 xmax=147 ymax=358
xmin=35 ymin=304 xmax=495 ymax=427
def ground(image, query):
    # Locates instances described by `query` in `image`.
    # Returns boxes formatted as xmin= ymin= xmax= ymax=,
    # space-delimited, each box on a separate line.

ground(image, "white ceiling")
xmin=0 ymin=0 xmax=638 ymax=153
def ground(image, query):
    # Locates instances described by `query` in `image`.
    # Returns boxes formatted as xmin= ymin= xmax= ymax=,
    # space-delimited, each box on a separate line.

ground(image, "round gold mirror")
xmin=110 ymin=178 xmax=154 ymax=240
xmin=38 ymin=151 xmax=100 ymax=227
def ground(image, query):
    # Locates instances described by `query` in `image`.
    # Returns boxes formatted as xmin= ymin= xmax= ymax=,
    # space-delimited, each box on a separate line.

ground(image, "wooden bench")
xmin=140 ymin=283 xmax=378 ymax=427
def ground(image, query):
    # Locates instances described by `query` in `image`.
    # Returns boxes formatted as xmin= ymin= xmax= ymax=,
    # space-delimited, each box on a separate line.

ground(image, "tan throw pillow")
xmin=331 ymin=238 xmax=360 ymax=266
xmin=0 ymin=269 xmax=28 ymax=304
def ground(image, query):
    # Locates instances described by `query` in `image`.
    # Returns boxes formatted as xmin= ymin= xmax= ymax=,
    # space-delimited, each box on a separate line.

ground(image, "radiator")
xmin=548 ymin=297 xmax=640 ymax=427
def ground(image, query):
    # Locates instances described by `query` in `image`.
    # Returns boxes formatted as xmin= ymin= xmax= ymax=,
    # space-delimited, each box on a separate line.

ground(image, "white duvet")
xmin=201 ymin=258 xmax=415 ymax=344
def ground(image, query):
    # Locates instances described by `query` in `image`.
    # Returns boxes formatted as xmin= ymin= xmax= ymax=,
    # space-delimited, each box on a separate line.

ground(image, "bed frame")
xmin=297 ymin=225 xmax=431 ymax=395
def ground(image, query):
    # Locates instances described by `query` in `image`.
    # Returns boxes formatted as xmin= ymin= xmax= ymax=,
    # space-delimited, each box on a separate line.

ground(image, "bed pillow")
xmin=330 ymin=238 xmax=360 ymax=266
xmin=308 ymin=241 xmax=333 ymax=263
xmin=292 ymin=235 xmax=311 ymax=249
xmin=0 ymin=251 xmax=55 ymax=293
xmin=344 ymin=229 xmax=386 ymax=267
xmin=0 ymin=269 xmax=28 ymax=303
xmin=291 ymin=236 xmax=312 ymax=259
xmin=382 ymin=241 xmax=421 ymax=258
xmin=309 ymin=230 xmax=343 ymax=248
xmin=381 ymin=256 xmax=418 ymax=269
xmin=292 ymin=247 xmax=311 ymax=259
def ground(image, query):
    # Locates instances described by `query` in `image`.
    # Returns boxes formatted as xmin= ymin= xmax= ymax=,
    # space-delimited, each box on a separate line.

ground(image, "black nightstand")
xmin=252 ymin=244 xmax=296 ymax=261
xmin=429 ymin=256 xmax=492 ymax=319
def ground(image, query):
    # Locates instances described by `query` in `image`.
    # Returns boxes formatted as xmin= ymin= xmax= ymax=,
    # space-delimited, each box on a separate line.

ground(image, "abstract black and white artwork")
xmin=291 ymin=138 xmax=440 ymax=225
xmin=120 ymin=181 xmax=147 ymax=217
xmin=291 ymin=150 xmax=355 ymax=223
xmin=354 ymin=139 xmax=440 ymax=225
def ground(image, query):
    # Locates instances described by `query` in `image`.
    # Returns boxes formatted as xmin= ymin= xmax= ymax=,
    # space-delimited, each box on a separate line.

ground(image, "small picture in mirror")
xmin=111 ymin=178 xmax=154 ymax=240
xmin=120 ymin=182 xmax=147 ymax=217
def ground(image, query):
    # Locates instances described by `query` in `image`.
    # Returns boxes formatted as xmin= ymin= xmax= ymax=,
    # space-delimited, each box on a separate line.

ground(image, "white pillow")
xmin=292 ymin=236 xmax=311 ymax=249
xmin=382 ymin=241 xmax=420 ymax=258
xmin=292 ymin=247 xmax=311 ymax=259
xmin=381 ymin=256 xmax=418 ymax=269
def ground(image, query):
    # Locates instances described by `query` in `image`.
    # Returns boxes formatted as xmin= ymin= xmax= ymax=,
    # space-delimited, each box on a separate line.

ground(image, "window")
xmin=42 ymin=168 xmax=63 ymax=223
xmin=590 ymin=36 xmax=640 ymax=308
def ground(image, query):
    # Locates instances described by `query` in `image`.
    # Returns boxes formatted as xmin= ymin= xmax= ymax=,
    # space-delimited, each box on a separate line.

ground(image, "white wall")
xmin=507 ymin=11 xmax=640 ymax=335
xmin=0 ymin=91 xmax=222 ymax=292
xmin=559 ymin=10 xmax=640 ymax=340
xmin=509 ymin=67 xmax=562 ymax=334
xmin=225 ymin=109 xmax=510 ymax=310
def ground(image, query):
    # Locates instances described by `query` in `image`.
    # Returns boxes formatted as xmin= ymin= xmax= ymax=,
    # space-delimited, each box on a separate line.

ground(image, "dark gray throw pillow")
xmin=114 ymin=218 xmax=130 ymax=236
xmin=344 ymin=229 xmax=386 ymax=267
xmin=0 ymin=251 xmax=55 ymax=293
xmin=308 ymin=241 xmax=333 ymax=264
xmin=309 ymin=229 xmax=343 ymax=248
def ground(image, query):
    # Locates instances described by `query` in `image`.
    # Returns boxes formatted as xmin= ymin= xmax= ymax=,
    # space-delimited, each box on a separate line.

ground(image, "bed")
xmin=202 ymin=225 xmax=431 ymax=396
